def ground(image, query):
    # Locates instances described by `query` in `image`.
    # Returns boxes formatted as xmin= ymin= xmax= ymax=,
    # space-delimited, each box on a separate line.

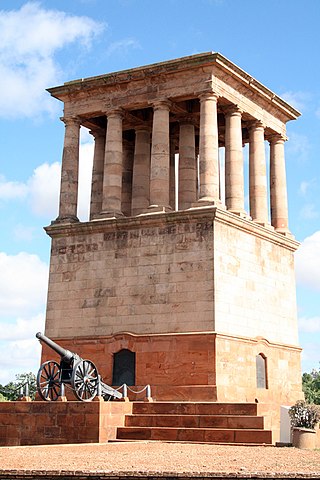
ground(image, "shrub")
xmin=289 ymin=400 xmax=320 ymax=429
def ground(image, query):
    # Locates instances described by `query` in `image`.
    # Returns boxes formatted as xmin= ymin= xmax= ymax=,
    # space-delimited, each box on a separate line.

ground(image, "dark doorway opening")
xmin=112 ymin=349 xmax=136 ymax=386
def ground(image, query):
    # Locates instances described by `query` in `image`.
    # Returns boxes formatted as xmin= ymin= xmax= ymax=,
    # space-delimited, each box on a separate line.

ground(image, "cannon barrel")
xmin=36 ymin=332 xmax=78 ymax=363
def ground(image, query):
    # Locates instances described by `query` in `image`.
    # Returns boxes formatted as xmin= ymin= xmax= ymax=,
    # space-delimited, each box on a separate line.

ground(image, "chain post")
xmin=60 ymin=382 xmax=65 ymax=397
xmin=97 ymin=375 xmax=102 ymax=396
xmin=122 ymin=384 xmax=128 ymax=398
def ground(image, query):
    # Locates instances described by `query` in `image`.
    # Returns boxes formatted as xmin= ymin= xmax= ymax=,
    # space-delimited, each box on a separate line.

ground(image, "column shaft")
xmin=56 ymin=117 xmax=80 ymax=223
xmin=224 ymin=107 xmax=245 ymax=215
xmin=131 ymin=128 xmax=151 ymax=215
xmin=149 ymin=101 xmax=171 ymax=210
xmin=122 ymin=139 xmax=134 ymax=217
xmin=248 ymin=122 xmax=269 ymax=224
xmin=179 ymin=122 xmax=196 ymax=209
xmin=198 ymin=93 xmax=220 ymax=203
xmin=270 ymin=135 xmax=289 ymax=233
xmin=169 ymin=136 xmax=176 ymax=210
xmin=101 ymin=110 xmax=124 ymax=216
xmin=90 ymin=130 xmax=105 ymax=220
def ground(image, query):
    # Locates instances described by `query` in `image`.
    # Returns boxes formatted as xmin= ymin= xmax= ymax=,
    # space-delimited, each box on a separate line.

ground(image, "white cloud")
xmin=298 ymin=178 xmax=317 ymax=197
xmin=0 ymin=251 xmax=48 ymax=317
xmin=295 ymin=231 xmax=320 ymax=291
xmin=0 ymin=253 xmax=47 ymax=384
xmin=13 ymin=224 xmax=37 ymax=243
xmin=299 ymin=203 xmax=319 ymax=220
xmin=299 ymin=340 xmax=320 ymax=373
xmin=28 ymin=162 xmax=61 ymax=218
xmin=299 ymin=316 xmax=320 ymax=333
xmin=281 ymin=91 xmax=310 ymax=112
xmin=106 ymin=37 xmax=141 ymax=57
xmin=0 ymin=175 xmax=28 ymax=200
xmin=0 ymin=314 xmax=45 ymax=342
xmin=0 ymin=132 xmax=94 ymax=221
xmin=0 ymin=2 xmax=104 ymax=118
xmin=0 ymin=336 xmax=43 ymax=385
xmin=286 ymin=132 xmax=311 ymax=164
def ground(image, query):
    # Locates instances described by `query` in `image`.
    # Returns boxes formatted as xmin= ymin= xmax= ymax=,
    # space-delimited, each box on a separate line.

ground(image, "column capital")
xmin=269 ymin=133 xmax=287 ymax=144
xmin=178 ymin=115 xmax=197 ymax=126
xmin=135 ymin=124 xmax=151 ymax=133
xmin=152 ymin=99 xmax=171 ymax=111
xmin=224 ymin=104 xmax=243 ymax=116
xmin=89 ymin=127 xmax=105 ymax=139
xmin=248 ymin=119 xmax=266 ymax=132
xmin=60 ymin=116 xmax=81 ymax=127
xmin=199 ymin=91 xmax=219 ymax=102
xmin=105 ymin=107 xmax=124 ymax=119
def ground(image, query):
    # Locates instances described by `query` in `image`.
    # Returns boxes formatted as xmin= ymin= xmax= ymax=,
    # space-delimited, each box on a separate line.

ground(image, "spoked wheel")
xmin=37 ymin=360 xmax=61 ymax=401
xmin=71 ymin=360 xmax=99 ymax=401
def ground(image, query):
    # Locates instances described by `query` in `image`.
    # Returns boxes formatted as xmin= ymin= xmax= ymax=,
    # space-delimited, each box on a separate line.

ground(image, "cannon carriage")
xmin=36 ymin=332 xmax=122 ymax=402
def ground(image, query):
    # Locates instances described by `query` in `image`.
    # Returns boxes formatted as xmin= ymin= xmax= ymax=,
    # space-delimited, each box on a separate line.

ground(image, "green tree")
xmin=302 ymin=368 xmax=320 ymax=405
xmin=0 ymin=372 xmax=37 ymax=401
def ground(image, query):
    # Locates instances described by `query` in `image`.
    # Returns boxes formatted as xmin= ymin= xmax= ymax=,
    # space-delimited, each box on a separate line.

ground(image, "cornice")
xmin=47 ymin=52 xmax=301 ymax=122
xmin=45 ymin=206 xmax=300 ymax=252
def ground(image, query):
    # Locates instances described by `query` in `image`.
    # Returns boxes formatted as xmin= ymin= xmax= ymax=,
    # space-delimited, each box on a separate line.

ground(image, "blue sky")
xmin=0 ymin=0 xmax=319 ymax=384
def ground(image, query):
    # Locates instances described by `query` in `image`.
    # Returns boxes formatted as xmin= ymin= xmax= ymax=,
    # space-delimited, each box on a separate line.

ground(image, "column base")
xmin=93 ymin=211 xmax=124 ymax=220
xmin=228 ymin=209 xmax=251 ymax=220
xmin=144 ymin=205 xmax=173 ymax=214
xmin=51 ymin=215 xmax=79 ymax=225
xmin=253 ymin=219 xmax=274 ymax=230
xmin=275 ymin=228 xmax=294 ymax=238
xmin=190 ymin=198 xmax=225 ymax=209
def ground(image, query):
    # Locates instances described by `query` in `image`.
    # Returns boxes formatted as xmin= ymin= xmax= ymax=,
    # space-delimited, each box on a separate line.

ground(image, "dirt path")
xmin=0 ymin=442 xmax=320 ymax=477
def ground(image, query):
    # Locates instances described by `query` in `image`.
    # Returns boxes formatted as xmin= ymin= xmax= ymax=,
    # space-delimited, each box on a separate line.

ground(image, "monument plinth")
xmin=42 ymin=52 xmax=303 ymax=442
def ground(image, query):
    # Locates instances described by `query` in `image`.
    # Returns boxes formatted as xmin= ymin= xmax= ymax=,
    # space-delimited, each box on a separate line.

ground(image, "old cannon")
xmin=36 ymin=332 xmax=122 ymax=402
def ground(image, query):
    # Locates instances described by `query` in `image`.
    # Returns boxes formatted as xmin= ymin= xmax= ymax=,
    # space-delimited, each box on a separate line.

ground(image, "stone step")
xmin=117 ymin=426 xmax=272 ymax=444
xmin=125 ymin=414 xmax=264 ymax=429
xmin=132 ymin=402 xmax=258 ymax=416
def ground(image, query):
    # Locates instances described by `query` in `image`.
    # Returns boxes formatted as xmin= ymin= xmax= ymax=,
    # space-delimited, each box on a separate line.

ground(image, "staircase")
xmin=116 ymin=402 xmax=273 ymax=445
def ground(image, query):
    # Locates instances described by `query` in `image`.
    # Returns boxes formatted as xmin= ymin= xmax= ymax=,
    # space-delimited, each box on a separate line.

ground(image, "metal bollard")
xmin=122 ymin=384 xmax=128 ymax=398
xmin=60 ymin=382 xmax=65 ymax=397
xmin=146 ymin=384 xmax=151 ymax=398
xmin=97 ymin=376 xmax=102 ymax=397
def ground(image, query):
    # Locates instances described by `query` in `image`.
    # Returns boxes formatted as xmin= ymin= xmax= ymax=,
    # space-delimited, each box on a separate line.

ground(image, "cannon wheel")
xmin=71 ymin=360 xmax=99 ymax=401
xmin=37 ymin=360 xmax=61 ymax=401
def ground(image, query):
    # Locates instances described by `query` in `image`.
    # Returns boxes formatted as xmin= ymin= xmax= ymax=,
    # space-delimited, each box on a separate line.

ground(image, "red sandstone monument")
xmin=38 ymin=52 xmax=303 ymax=443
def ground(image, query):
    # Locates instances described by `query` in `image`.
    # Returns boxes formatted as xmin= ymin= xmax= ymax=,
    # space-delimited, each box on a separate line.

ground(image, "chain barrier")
xmin=114 ymin=383 xmax=152 ymax=399
xmin=1 ymin=378 xmax=152 ymax=402
xmin=0 ymin=381 xmax=31 ymax=398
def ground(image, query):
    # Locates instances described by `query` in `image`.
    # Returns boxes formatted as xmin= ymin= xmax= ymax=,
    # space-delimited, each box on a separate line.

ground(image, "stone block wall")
xmin=40 ymin=332 xmax=217 ymax=401
xmin=0 ymin=401 xmax=132 ymax=447
xmin=45 ymin=212 xmax=214 ymax=339
xmin=214 ymin=210 xmax=299 ymax=346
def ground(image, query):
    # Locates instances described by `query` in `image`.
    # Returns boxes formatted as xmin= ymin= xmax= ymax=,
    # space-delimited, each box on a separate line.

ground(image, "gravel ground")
xmin=0 ymin=442 xmax=320 ymax=477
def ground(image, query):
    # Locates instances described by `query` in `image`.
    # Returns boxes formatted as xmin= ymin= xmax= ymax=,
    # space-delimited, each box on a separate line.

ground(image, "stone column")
xmin=131 ymin=127 xmax=151 ymax=216
xmin=179 ymin=121 xmax=196 ymax=210
xmin=270 ymin=134 xmax=290 ymax=234
xmin=101 ymin=109 xmax=124 ymax=217
xmin=198 ymin=92 xmax=220 ymax=204
xmin=149 ymin=100 xmax=171 ymax=211
xmin=248 ymin=121 xmax=269 ymax=225
xmin=224 ymin=106 xmax=246 ymax=216
xmin=55 ymin=116 xmax=81 ymax=223
xmin=169 ymin=136 xmax=176 ymax=210
xmin=89 ymin=129 xmax=105 ymax=220
xmin=122 ymin=138 xmax=134 ymax=217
